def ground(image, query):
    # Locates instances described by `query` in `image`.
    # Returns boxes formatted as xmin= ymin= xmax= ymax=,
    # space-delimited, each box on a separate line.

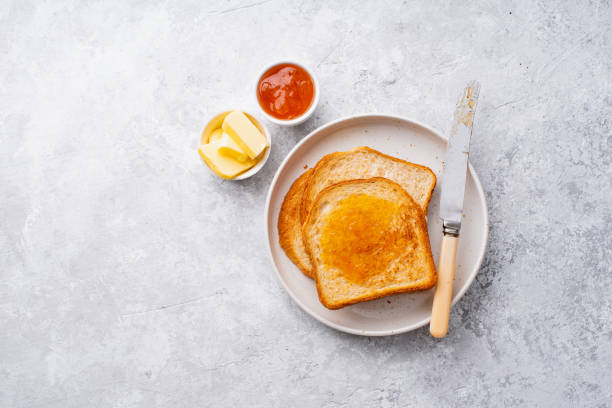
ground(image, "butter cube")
xmin=198 ymin=140 xmax=255 ymax=179
xmin=222 ymin=111 xmax=268 ymax=159
xmin=217 ymin=132 xmax=249 ymax=162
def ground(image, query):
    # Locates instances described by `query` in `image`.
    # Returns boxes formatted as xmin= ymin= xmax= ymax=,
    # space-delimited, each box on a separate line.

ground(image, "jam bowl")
xmin=254 ymin=61 xmax=320 ymax=126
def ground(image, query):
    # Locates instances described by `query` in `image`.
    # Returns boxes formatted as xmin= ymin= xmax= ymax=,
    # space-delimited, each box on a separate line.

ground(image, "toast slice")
xmin=302 ymin=178 xmax=437 ymax=309
xmin=278 ymin=169 xmax=314 ymax=277
xmin=300 ymin=147 xmax=436 ymax=225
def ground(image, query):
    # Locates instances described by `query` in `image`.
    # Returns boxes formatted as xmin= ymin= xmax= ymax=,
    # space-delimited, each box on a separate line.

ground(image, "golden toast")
xmin=300 ymin=146 xmax=436 ymax=225
xmin=302 ymin=178 xmax=437 ymax=309
xmin=278 ymin=147 xmax=436 ymax=278
xmin=278 ymin=169 xmax=314 ymax=277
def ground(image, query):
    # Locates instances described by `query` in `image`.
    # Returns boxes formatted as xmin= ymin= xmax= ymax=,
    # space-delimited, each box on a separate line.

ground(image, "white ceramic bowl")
xmin=254 ymin=61 xmax=320 ymax=126
xmin=200 ymin=111 xmax=271 ymax=180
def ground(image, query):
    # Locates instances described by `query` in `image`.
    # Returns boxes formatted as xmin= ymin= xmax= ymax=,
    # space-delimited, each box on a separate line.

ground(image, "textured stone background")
xmin=1 ymin=0 xmax=611 ymax=407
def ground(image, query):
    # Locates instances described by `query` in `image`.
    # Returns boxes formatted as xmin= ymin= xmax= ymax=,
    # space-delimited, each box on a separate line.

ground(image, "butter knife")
xmin=430 ymin=81 xmax=480 ymax=338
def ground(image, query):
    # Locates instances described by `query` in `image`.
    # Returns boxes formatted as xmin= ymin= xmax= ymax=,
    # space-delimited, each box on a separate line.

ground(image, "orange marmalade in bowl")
xmin=257 ymin=63 xmax=315 ymax=121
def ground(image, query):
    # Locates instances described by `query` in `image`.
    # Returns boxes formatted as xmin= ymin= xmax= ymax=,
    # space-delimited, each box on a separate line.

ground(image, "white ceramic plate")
xmin=265 ymin=114 xmax=488 ymax=336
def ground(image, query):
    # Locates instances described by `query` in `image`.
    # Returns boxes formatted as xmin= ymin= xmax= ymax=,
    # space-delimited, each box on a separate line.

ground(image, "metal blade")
xmin=439 ymin=81 xmax=480 ymax=235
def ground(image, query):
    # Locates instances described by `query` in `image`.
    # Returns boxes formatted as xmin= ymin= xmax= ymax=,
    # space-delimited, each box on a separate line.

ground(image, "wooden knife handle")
xmin=430 ymin=234 xmax=459 ymax=338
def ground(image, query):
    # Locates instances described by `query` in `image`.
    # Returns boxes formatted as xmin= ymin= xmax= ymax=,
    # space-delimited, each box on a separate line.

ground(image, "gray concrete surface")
xmin=1 ymin=1 xmax=611 ymax=407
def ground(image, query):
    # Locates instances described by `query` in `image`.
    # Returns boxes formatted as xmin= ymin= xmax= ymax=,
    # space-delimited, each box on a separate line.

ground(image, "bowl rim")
xmin=254 ymin=60 xmax=320 ymax=126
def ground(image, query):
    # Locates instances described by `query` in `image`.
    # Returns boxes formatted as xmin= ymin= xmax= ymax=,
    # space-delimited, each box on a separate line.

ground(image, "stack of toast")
xmin=278 ymin=147 xmax=438 ymax=309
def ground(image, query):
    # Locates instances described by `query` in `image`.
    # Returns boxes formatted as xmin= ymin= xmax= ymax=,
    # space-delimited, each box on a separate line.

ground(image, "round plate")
xmin=265 ymin=114 xmax=488 ymax=336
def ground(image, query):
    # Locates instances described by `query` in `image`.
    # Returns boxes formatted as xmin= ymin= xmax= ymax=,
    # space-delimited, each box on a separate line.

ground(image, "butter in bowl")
xmin=198 ymin=110 xmax=270 ymax=179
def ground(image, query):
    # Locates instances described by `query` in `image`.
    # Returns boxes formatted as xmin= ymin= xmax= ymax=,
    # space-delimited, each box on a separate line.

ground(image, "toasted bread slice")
xmin=300 ymin=147 xmax=436 ymax=225
xmin=278 ymin=169 xmax=314 ymax=277
xmin=303 ymin=178 xmax=437 ymax=309
xmin=279 ymin=147 xmax=437 ymax=278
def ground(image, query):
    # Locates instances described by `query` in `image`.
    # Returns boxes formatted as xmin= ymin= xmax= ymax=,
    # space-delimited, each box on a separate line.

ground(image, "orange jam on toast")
xmin=320 ymin=194 xmax=415 ymax=285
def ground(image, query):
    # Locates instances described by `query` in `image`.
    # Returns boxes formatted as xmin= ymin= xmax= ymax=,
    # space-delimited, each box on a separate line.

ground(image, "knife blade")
xmin=430 ymin=81 xmax=480 ymax=338
xmin=439 ymin=81 xmax=480 ymax=235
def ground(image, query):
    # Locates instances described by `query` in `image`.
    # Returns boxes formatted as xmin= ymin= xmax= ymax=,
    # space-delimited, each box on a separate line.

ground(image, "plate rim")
xmin=264 ymin=113 xmax=489 ymax=336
